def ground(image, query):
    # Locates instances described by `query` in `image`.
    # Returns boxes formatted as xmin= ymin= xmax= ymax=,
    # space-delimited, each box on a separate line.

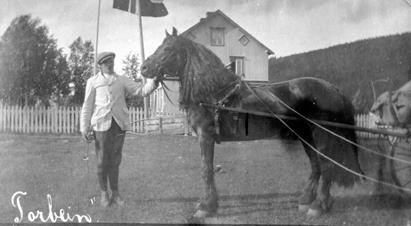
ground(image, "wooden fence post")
xmin=18 ymin=105 xmax=21 ymax=133
xmin=144 ymin=108 xmax=147 ymax=133
xmin=0 ymin=103 xmax=3 ymax=132
xmin=159 ymin=117 xmax=163 ymax=134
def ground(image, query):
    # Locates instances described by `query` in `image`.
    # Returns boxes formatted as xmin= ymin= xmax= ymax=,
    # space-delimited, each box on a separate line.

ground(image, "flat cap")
xmin=97 ymin=52 xmax=115 ymax=64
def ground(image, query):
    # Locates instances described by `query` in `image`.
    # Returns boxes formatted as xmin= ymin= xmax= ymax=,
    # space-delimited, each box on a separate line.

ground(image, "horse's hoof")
xmin=298 ymin=204 xmax=310 ymax=212
xmin=193 ymin=209 xmax=209 ymax=219
xmin=186 ymin=215 xmax=205 ymax=224
xmin=307 ymin=208 xmax=322 ymax=217
xmin=194 ymin=201 xmax=218 ymax=215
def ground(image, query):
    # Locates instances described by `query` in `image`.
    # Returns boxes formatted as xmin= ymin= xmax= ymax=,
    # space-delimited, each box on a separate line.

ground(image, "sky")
xmin=2 ymin=0 xmax=411 ymax=73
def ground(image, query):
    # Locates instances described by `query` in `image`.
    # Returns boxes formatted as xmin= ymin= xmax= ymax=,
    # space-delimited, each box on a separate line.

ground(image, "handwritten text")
xmin=11 ymin=191 xmax=92 ymax=223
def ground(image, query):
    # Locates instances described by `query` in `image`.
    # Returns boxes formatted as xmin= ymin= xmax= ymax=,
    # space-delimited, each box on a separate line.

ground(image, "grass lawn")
xmin=0 ymin=133 xmax=410 ymax=225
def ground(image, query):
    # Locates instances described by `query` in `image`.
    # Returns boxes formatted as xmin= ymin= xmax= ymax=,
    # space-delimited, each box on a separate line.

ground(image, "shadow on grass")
xmin=140 ymin=191 xmax=299 ymax=204
xmin=138 ymin=189 xmax=411 ymax=216
xmin=335 ymin=192 xmax=411 ymax=210
xmin=137 ymin=192 xmax=300 ymax=217
xmin=216 ymin=196 xmax=298 ymax=217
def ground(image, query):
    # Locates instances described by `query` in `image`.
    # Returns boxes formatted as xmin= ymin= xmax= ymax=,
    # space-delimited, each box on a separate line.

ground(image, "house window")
xmin=239 ymin=35 xmax=249 ymax=46
xmin=210 ymin=27 xmax=225 ymax=46
xmin=230 ymin=56 xmax=245 ymax=77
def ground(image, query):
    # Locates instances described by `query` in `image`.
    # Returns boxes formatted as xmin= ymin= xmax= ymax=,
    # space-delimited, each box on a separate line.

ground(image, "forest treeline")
xmin=269 ymin=32 xmax=411 ymax=113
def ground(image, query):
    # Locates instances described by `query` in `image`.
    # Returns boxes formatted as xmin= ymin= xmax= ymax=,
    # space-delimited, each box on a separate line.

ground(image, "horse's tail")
xmin=317 ymin=105 xmax=364 ymax=188
xmin=345 ymin=116 xmax=365 ymax=177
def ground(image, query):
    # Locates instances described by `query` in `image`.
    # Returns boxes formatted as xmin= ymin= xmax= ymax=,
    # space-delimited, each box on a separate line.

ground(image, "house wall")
xmin=184 ymin=15 xmax=269 ymax=81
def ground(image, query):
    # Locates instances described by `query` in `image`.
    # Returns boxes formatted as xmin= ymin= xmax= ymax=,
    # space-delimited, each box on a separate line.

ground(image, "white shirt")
xmin=80 ymin=72 xmax=158 ymax=133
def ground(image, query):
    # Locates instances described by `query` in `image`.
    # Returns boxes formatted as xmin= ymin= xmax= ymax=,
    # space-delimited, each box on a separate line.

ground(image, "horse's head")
xmin=370 ymin=83 xmax=411 ymax=127
xmin=370 ymin=91 xmax=394 ymax=125
xmin=140 ymin=27 xmax=185 ymax=81
xmin=141 ymin=27 xmax=239 ymax=108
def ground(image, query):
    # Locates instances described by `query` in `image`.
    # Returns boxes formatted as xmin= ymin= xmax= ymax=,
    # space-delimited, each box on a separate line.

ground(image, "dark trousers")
xmin=94 ymin=119 xmax=125 ymax=192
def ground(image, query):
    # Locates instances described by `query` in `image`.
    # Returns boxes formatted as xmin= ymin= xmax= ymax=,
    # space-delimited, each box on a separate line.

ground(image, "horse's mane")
xmin=176 ymin=36 xmax=241 ymax=109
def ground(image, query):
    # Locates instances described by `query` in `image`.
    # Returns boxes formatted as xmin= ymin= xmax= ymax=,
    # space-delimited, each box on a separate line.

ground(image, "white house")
xmin=151 ymin=10 xmax=274 ymax=114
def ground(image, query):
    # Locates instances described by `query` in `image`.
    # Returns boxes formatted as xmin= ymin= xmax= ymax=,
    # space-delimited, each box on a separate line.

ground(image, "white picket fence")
xmin=0 ymin=103 xmax=387 ymax=138
xmin=128 ymin=107 xmax=147 ymax=133
xmin=354 ymin=114 xmax=379 ymax=139
xmin=0 ymin=105 xmax=80 ymax=133
xmin=0 ymin=104 xmax=151 ymax=134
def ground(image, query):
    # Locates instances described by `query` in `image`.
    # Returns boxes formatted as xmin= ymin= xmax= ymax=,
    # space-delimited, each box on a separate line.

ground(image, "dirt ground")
xmin=0 ymin=133 xmax=410 ymax=225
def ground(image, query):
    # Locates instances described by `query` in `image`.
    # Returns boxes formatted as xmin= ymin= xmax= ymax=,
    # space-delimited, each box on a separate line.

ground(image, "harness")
xmin=388 ymin=89 xmax=402 ymax=127
xmin=213 ymin=81 xmax=241 ymax=143
xmin=158 ymin=62 xmax=411 ymax=193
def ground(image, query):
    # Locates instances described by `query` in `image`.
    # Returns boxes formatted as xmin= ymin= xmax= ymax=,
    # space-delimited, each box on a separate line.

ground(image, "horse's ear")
xmin=392 ymin=91 xmax=400 ymax=102
xmin=165 ymin=29 xmax=170 ymax=37
xmin=172 ymin=27 xmax=178 ymax=36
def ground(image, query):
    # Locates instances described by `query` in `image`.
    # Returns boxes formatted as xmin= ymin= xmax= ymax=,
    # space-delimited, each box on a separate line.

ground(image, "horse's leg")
xmin=298 ymin=141 xmax=321 ymax=212
xmin=307 ymin=137 xmax=334 ymax=217
xmin=307 ymin=175 xmax=333 ymax=217
xmin=193 ymin=128 xmax=218 ymax=219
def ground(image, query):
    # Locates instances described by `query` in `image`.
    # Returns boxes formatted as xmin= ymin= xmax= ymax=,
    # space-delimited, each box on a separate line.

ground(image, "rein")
xmin=158 ymin=79 xmax=178 ymax=107
xmin=216 ymin=81 xmax=242 ymax=105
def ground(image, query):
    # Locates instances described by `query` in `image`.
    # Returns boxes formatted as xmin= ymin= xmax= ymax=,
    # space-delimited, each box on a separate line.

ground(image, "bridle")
xmin=149 ymin=50 xmax=187 ymax=106
xmin=158 ymin=45 xmax=187 ymax=81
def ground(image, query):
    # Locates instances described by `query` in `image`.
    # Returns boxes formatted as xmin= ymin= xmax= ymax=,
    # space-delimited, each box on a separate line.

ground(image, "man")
xmin=80 ymin=52 xmax=158 ymax=207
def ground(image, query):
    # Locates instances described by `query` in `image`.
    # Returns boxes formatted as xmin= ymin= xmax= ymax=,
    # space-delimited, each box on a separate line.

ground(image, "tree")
xmin=122 ymin=52 xmax=143 ymax=107
xmin=122 ymin=52 xmax=140 ymax=81
xmin=67 ymin=37 xmax=94 ymax=105
xmin=52 ymin=50 xmax=71 ymax=105
xmin=0 ymin=14 xmax=70 ymax=106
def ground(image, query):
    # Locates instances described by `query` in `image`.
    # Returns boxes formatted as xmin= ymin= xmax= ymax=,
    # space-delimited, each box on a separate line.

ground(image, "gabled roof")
xmin=181 ymin=9 xmax=274 ymax=55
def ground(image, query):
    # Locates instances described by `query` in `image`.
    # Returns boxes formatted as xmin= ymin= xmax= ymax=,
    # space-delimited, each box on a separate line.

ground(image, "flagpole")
xmin=137 ymin=0 xmax=149 ymax=118
xmin=94 ymin=0 xmax=102 ymax=75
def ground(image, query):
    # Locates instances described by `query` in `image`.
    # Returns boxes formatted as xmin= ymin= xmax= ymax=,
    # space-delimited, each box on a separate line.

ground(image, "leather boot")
xmin=111 ymin=191 xmax=125 ymax=206
xmin=100 ymin=191 xmax=110 ymax=207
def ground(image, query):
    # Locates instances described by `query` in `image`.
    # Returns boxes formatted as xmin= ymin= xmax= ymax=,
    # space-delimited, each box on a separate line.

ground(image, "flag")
xmin=113 ymin=0 xmax=168 ymax=17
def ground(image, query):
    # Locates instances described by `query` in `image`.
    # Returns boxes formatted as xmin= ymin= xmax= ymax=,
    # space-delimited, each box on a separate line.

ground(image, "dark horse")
xmin=141 ymin=28 xmax=363 ymax=220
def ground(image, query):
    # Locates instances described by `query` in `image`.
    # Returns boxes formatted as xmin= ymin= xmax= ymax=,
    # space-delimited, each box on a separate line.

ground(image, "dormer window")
xmin=210 ymin=27 xmax=225 ymax=46
xmin=239 ymin=35 xmax=249 ymax=46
